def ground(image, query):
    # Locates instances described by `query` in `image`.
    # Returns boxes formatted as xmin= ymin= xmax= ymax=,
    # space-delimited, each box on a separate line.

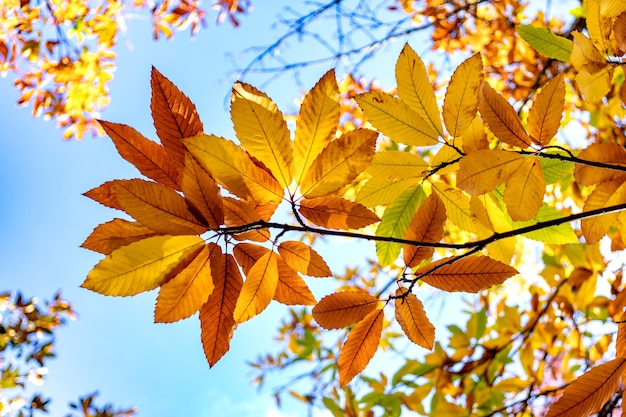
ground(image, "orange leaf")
xmin=151 ymin=67 xmax=204 ymax=172
xmin=394 ymin=289 xmax=435 ymax=349
xmin=478 ymin=82 xmax=531 ymax=148
xmin=442 ymin=53 xmax=483 ymax=138
xmin=200 ymin=253 xmax=243 ymax=367
xmin=182 ymin=154 xmax=224 ymax=229
xmin=233 ymin=243 xmax=269 ymax=274
xmin=312 ymin=291 xmax=379 ymax=329
xmin=81 ymin=218 xmax=157 ymax=255
xmin=84 ymin=181 xmax=123 ymax=210
xmin=457 ymin=149 xmax=524 ymax=195
xmin=338 ymin=308 xmax=384 ymax=387
xmin=527 ymin=73 xmax=565 ymax=147
xmin=99 ymin=120 xmax=181 ymax=190
xmin=233 ymin=251 xmax=279 ymax=322
xmin=504 ymin=156 xmax=545 ymax=221
xmin=114 ymin=179 xmax=208 ymax=235
xmin=299 ymin=197 xmax=380 ymax=230
xmin=403 ymin=192 xmax=447 ymax=268
xmin=154 ymin=243 xmax=218 ymax=323
xmin=278 ymin=240 xmax=332 ymax=277
xmin=461 ymin=116 xmax=489 ymax=153
xmin=545 ymin=358 xmax=626 ymax=417
xmin=223 ymin=197 xmax=270 ymax=242
xmin=581 ymin=179 xmax=626 ymax=244
xmin=617 ymin=311 xmax=626 ymax=359
xmin=417 ymin=256 xmax=518 ymax=292
xmin=574 ymin=143 xmax=626 ymax=186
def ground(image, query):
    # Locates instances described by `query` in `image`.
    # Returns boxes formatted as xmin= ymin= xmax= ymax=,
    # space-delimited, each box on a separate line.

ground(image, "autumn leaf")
xmin=618 ymin=311 xmax=626 ymax=359
xmin=416 ymin=256 xmax=518 ymax=292
xmin=574 ymin=142 xmax=626 ymax=186
xmin=182 ymin=153 xmax=224 ymax=229
xmin=231 ymin=82 xmax=294 ymax=188
xmin=356 ymin=177 xmax=421 ymax=208
xmin=403 ymin=192 xmax=447 ymax=268
xmin=338 ymin=308 xmax=384 ymax=387
xmin=84 ymin=181 xmax=123 ymax=210
xmin=457 ymin=149 xmax=524 ymax=196
xmin=545 ymin=358 xmax=626 ymax=417
xmin=478 ymin=82 xmax=531 ymax=148
xmin=461 ymin=116 xmax=489 ymax=153
xmin=394 ymin=289 xmax=435 ymax=349
xmin=432 ymin=182 xmax=485 ymax=234
xmin=278 ymin=241 xmax=332 ymax=277
xmin=222 ymin=197 xmax=270 ymax=242
xmin=581 ymin=179 xmax=626 ymax=244
xmin=82 ymin=235 xmax=204 ymax=296
xmin=200 ymin=253 xmax=243 ymax=367
xmin=516 ymin=24 xmax=573 ymax=62
xmin=233 ymin=251 xmax=279 ymax=322
xmin=312 ymin=291 xmax=379 ymax=329
xmin=81 ymin=218 xmax=158 ymax=255
xmin=504 ymin=156 xmax=545 ymax=221
xmin=442 ymin=53 xmax=483 ymax=138
xmin=527 ymin=73 xmax=565 ymax=147
xmin=299 ymin=197 xmax=380 ymax=230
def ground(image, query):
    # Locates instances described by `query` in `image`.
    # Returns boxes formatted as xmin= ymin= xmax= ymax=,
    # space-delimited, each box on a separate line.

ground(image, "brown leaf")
xmin=299 ymin=197 xmax=380 ymax=230
xmin=200 ymin=253 xmax=243 ymax=367
xmin=478 ymin=82 xmax=531 ymax=148
xmin=312 ymin=291 xmax=379 ymax=329
xmin=99 ymin=120 xmax=181 ymax=190
xmin=151 ymin=67 xmax=204 ymax=172
xmin=403 ymin=193 xmax=447 ymax=268
xmin=615 ymin=12 xmax=626 ymax=55
xmin=581 ymin=179 xmax=626 ymax=244
xmin=527 ymin=73 xmax=565 ymax=147
xmin=395 ymin=289 xmax=435 ymax=349
xmin=84 ymin=181 xmax=123 ymax=210
xmin=545 ymin=358 xmax=626 ymax=417
xmin=223 ymin=197 xmax=270 ymax=242
xmin=617 ymin=311 xmax=626 ymax=359
xmin=574 ymin=143 xmax=626 ymax=186
xmin=338 ymin=309 xmax=384 ymax=387
xmin=416 ymin=256 xmax=518 ymax=292
xmin=182 ymin=153 xmax=224 ymax=228
xmin=504 ymin=156 xmax=545 ymax=221
xmin=81 ymin=218 xmax=157 ymax=255
xmin=278 ymin=240 xmax=332 ymax=277
xmin=457 ymin=149 xmax=524 ymax=196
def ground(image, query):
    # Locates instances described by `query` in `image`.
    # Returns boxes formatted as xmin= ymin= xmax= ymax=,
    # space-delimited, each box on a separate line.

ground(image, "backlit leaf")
xmin=231 ymin=82 xmax=293 ymax=188
xmin=294 ymin=69 xmax=340 ymax=184
xmin=581 ymin=179 xmax=626 ymax=244
xmin=479 ymin=82 xmax=531 ymax=148
xmin=461 ymin=117 xmax=489 ymax=153
xmin=575 ymin=67 xmax=612 ymax=103
xmin=312 ymin=291 xmax=379 ymax=329
xmin=442 ymin=53 xmax=483 ymax=138
xmin=81 ymin=235 xmax=204 ymax=296
xmin=574 ymin=143 xmax=626 ymax=186
xmin=417 ymin=255 xmax=518 ymax=292
xmin=514 ymin=204 xmax=578 ymax=244
xmin=394 ymin=289 xmax=435 ymax=349
xmin=299 ymin=197 xmax=380 ymax=230
xmin=403 ymin=192 xmax=447 ymax=268
xmin=457 ymin=149 xmax=523 ymax=195
xmin=355 ymin=91 xmax=439 ymax=147
xmin=395 ymin=43 xmax=443 ymax=136
xmin=114 ymin=179 xmax=208 ymax=235
xmin=586 ymin=0 xmax=612 ymax=53
xmin=81 ymin=218 xmax=158 ymax=255
xmin=617 ymin=312 xmax=626 ymax=358
xmin=300 ymin=129 xmax=377 ymax=198
xmin=338 ymin=308 xmax=384 ymax=387
xmin=601 ymin=0 xmax=626 ymax=17
xmin=504 ymin=156 xmax=545 ymax=221
xmin=200 ymin=253 xmax=243 ymax=367
xmin=84 ymin=181 xmax=122 ymax=210
xmin=233 ymin=251 xmax=279 ymax=322
xmin=233 ymin=243 xmax=269 ymax=274
xmin=527 ymin=73 xmax=565 ymax=147
xmin=182 ymin=154 xmax=224 ymax=229
xmin=278 ymin=241 xmax=331 ymax=277
xmin=223 ymin=197 xmax=270 ymax=242
xmin=155 ymin=243 xmax=218 ymax=323
xmin=516 ymin=24 xmax=573 ymax=61
xmin=432 ymin=182 xmax=485 ymax=234
xmin=570 ymin=32 xmax=607 ymax=71
xmin=545 ymin=358 xmax=626 ymax=417
xmin=356 ymin=177 xmax=421 ymax=208
xmin=366 ymin=151 xmax=428 ymax=180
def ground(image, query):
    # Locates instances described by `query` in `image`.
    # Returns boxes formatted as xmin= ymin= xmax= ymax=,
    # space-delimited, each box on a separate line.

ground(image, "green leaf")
xmin=513 ymin=204 xmax=578 ymax=244
xmin=539 ymin=154 xmax=574 ymax=185
xmin=516 ymin=24 xmax=573 ymax=62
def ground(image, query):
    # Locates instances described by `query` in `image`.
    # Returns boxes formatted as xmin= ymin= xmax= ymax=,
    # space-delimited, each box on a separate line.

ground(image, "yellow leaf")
xmin=461 ymin=116 xmax=489 ymax=153
xmin=338 ymin=308 xmax=384 ymax=387
xmin=114 ymin=179 xmax=208 ymax=235
xmin=222 ymin=197 xmax=270 ymax=242
xmin=200 ymin=253 xmax=243 ymax=367
xmin=504 ymin=156 xmax=545 ymax=221
xmin=395 ymin=289 xmax=435 ymax=349
xmin=442 ymin=53 xmax=483 ymax=137
xmin=527 ymin=73 xmax=565 ymax=147
xmin=299 ymin=197 xmax=380 ymax=229
xmin=366 ymin=150 xmax=428 ymax=180
xmin=575 ymin=66 xmax=613 ymax=103
xmin=601 ymin=0 xmax=626 ymax=17
xmin=545 ymin=358 xmax=626 ymax=417
xmin=355 ymin=91 xmax=439 ymax=147
xmin=586 ymin=0 xmax=613 ymax=53
xmin=294 ymin=69 xmax=340 ymax=184
xmin=581 ymin=179 xmax=626 ymax=244
xmin=312 ymin=291 xmax=379 ymax=329
xmin=403 ymin=192 xmax=447 ymax=268
xmin=416 ymin=255 xmax=518 ymax=292
xmin=356 ymin=177 xmax=421 ymax=208
xmin=570 ymin=32 xmax=607 ymax=71
xmin=278 ymin=240 xmax=332 ymax=277
xmin=574 ymin=142 xmax=626 ymax=185
xmin=154 ymin=243 xmax=219 ymax=323
xmin=432 ymin=182 xmax=486 ymax=234
xmin=478 ymin=82 xmax=531 ymax=148
xmin=81 ymin=235 xmax=204 ymax=296
xmin=300 ymin=129 xmax=377 ymax=198
xmin=457 ymin=149 xmax=523 ymax=195
xmin=233 ymin=251 xmax=279 ymax=322
xmin=231 ymin=82 xmax=293 ymax=188
xmin=430 ymin=144 xmax=461 ymax=175
xmin=81 ymin=218 xmax=158 ymax=255
xmin=395 ymin=43 xmax=443 ymax=136
xmin=184 ymin=134 xmax=283 ymax=205
xmin=182 ymin=154 xmax=224 ymax=229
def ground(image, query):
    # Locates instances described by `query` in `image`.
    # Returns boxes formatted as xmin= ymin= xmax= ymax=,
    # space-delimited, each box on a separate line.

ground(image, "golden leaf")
xmin=575 ymin=67 xmax=613 ymax=103
xmin=81 ymin=235 xmax=204 ymax=296
xmin=570 ymin=32 xmax=607 ymax=71
xmin=338 ymin=308 xmax=384 ymax=387
xmin=355 ymin=91 xmax=439 ymax=147
xmin=457 ymin=149 xmax=524 ymax=195
xmin=545 ymin=358 xmax=626 ymax=417
xmin=527 ymin=73 xmax=565 ymax=147
xmin=574 ymin=142 xmax=626 ymax=186
xmin=299 ymin=197 xmax=380 ymax=229
xmin=223 ymin=197 xmax=270 ymax=242
xmin=403 ymin=192 xmax=447 ymax=268
xmin=294 ymin=69 xmax=340 ymax=184
xmin=586 ymin=0 xmax=613 ymax=53
xmin=395 ymin=43 xmax=443 ymax=136
xmin=356 ymin=177 xmax=421 ymax=208
xmin=233 ymin=251 xmax=279 ymax=322
xmin=461 ymin=116 xmax=489 ymax=153
xmin=601 ymin=0 xmax=626 ymax=17
xmin=154 ymin=243 xmax=218 ymax=323
xmin=432 ymin=182 xmax=486 ymax=234
xmin=416 ymin=255 xmax=518 ymax=292
xmin=300 ymin=128 xmax=377 ymax=198
xmin=182 ymin=154 xmax=224 ymax=228
xmin=231 ymin=82 xmax=294 ymax=188
xmin=84 ymin=181 xmax=122 ymax=210
xmin=581 ymin=179 xmax=626 ymax=244
xmin=278 ymin=240 xmax=332 ymax=277
xmin=504 ymin=156 xmax=545 ymax=221
xmin=200 ymin=253 xmax=243 ymax=367
xmin=366 ymin=150 xmax=428 ymax=181
xmin=394 ymin=289 xmax=435 ymax=349
xmin=81 ymin=218 xmax=158 ymax=255
xmin=312 ymin=291 xmax=379 ymax=329
xmin=478 ymin=82 xmax=531 ymax=148
xmin=617 ymin=311 xmax=626 ymax=359
xmin=442 ymin=53 xmax=483 ymax=138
